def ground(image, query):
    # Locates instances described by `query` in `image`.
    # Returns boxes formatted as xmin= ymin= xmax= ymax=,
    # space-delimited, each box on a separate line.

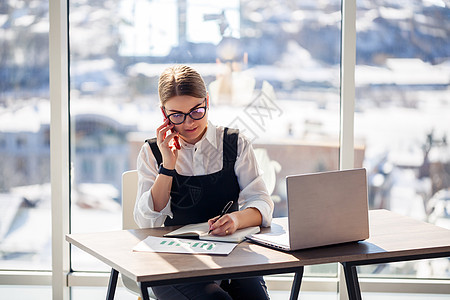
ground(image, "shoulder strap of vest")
xmin=145 ymin=138 xmax=163 ymax=166
xmin=223 ymin=127 xmax=239 ymax=163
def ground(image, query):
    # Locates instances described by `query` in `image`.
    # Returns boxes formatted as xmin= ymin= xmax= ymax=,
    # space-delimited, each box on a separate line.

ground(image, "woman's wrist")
xmin=232 ymin=208 xmax=262 ymax=229
xmin=161 ymin=160 xmax=176 ymax=170
xmin=158 ymin=164 xmax=177 ymax=177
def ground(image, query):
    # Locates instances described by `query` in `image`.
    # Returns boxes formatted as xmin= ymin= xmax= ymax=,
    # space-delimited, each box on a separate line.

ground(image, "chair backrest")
xmin=122 ymin=170 xmax=140 ymax=230
xmin=121 ymin=170 xmax=158 ymax=299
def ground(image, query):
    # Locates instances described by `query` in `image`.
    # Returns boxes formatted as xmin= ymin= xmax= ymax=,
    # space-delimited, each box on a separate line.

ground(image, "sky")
xmin=118 ymin=0 xmax=240 ymax=56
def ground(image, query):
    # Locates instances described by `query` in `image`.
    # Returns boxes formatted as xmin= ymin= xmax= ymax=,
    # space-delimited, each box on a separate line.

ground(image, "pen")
xmin=208 ymin=200 xmax=234 ymax=234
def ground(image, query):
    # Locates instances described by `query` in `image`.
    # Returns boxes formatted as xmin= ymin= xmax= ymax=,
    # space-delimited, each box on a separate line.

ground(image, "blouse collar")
xmin=180 ymin=120 xmax=218 ymax=150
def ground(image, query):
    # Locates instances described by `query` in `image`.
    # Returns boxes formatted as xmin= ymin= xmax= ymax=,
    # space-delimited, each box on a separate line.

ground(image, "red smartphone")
xmin=160 ymin=107 xmax=181 ymax=150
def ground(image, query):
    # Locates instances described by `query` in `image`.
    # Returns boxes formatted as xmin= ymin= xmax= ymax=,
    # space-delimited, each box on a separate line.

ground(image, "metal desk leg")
xmin=106 ymin=268 xmax=119 ymax=300
xmin=140 ymin=282 xmax=151 ymax=300
xmin=341 ymin=263 xmax=362 ymax=300
xmin=289 ymin=266 xmax=304 ymax=300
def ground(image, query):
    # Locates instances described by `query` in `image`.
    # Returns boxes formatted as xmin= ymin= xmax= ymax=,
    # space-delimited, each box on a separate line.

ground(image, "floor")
xmin=1 ymin=286 xmax=450 ymax=300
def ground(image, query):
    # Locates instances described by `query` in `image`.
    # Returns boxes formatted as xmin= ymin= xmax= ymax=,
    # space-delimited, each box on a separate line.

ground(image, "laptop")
xmin=247 ymin=168 xmax=369 ymax=251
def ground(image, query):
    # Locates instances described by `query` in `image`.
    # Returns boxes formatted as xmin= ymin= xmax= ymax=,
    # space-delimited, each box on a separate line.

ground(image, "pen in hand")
xmin=208 ymin=200 xmax=234 ymax=234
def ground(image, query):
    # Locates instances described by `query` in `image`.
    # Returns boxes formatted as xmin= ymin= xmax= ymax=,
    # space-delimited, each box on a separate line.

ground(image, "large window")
xmin=0 ymin=0 xmax=51 ymax=271
xmin=355 ymin=0 xmax=450 ymax=279
xmin=68 ymin=0 xmax=344 ymax=276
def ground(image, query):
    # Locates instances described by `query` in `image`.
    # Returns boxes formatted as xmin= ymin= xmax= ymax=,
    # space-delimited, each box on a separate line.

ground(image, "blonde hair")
xmin=158 ymin=65 xmax=207 ymax=106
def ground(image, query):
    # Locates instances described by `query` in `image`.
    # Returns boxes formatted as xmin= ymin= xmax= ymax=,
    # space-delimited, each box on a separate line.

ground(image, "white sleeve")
xmin=234 ymin=136 xmax=274 ymax=227
xmin=133 ymin=143 xmax=173 ymax=228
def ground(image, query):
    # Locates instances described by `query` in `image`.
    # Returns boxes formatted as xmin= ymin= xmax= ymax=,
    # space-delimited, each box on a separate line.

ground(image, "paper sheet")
xmin=133 ymin=236 xmax=238 ymax=255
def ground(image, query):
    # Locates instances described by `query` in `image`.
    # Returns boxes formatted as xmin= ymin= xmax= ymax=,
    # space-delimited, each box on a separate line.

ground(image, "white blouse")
xmin=134 ymin=121 xmax=274 ymax=228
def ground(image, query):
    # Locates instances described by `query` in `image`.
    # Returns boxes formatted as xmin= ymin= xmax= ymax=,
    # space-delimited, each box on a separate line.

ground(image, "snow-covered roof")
xmin=356 ymin=59 xmax=450 ymax=86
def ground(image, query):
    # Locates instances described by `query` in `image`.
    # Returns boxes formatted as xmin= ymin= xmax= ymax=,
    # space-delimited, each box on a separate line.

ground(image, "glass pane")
xmin=0 ymin=1 xmax=51 ymax=270
xmin=69 ymin=0 xmax=343 ymax=277
xmin=0 ymin=286 xmax=52 ymax=300
xmin=355 ymin=1 xmax=450 ymax=279
xmin=72 ymin=286 xmax=137 ymax=300
xmin=363 ymin=293 xmax=450 ymax=300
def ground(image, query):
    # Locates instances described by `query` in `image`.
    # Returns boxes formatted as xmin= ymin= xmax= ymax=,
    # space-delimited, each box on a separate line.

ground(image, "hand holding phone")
xmin=161 ymin=107 xmax=181 ymax=150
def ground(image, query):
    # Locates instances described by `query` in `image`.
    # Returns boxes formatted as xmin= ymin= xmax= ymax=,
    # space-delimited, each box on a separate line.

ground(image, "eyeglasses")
xmin=164 ymin=99 xmax=207 ymax=125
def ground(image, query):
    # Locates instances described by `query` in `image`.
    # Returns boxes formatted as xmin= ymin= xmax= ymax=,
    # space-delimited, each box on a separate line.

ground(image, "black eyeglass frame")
xmin=163 ymin=99 xmax=208 ymax=125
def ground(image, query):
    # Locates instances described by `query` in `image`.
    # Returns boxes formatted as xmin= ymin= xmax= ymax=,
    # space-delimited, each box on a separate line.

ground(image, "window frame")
xmin=49 ymin=0 xmax=70 ymax=299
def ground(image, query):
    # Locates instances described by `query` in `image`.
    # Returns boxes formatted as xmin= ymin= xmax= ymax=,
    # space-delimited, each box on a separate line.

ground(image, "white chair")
xmin=121 ymin=170 xmax=157 ymax=299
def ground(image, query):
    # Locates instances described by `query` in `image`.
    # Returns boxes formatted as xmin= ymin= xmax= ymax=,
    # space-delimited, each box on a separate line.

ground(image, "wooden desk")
xmin=66 ymin=210 xmax=450 ymax=300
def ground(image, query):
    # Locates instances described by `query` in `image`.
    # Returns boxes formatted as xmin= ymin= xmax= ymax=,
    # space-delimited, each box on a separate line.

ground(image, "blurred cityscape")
xmin=0 ymin=0 xmax=449 ymax=277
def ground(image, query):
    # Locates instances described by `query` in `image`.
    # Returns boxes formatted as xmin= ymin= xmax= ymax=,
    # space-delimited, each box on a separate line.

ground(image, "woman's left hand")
xmin=208 ymin=213 xmax=239 ymax=236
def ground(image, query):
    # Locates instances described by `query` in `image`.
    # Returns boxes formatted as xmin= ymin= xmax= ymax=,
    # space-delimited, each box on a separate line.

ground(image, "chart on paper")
xmin=133 ymin=236 xmax=237 ymax=255
xmin=159 ymin=239 xmax=216 ymax=251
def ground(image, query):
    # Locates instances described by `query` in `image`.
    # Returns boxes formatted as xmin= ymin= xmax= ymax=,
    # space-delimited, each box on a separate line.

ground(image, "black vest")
xmin=146 ymin=128 xmax=240 ymax=226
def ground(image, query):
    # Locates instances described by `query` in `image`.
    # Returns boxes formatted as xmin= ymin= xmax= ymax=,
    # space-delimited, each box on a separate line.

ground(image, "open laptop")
xmin=247 ymin=168 xmax=369 ymax=251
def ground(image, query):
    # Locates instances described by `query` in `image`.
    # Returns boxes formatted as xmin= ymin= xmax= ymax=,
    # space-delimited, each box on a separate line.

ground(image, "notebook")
xmin=164 ymin=222 xmax=260 ymax=243
xmin=247 ymin=168 xmax=369 ymax=251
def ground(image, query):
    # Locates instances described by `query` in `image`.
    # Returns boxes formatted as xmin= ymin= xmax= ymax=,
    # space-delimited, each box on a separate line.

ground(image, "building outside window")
xmin=354 ymin=0 xmax=450 ymax=280
xmin=0 ymin=0 xmax=51 ymax=272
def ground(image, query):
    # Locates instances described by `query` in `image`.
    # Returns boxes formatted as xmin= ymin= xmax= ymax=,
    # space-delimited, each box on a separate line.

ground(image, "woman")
xmin=134 ymin=64 xmax=273 ymax=300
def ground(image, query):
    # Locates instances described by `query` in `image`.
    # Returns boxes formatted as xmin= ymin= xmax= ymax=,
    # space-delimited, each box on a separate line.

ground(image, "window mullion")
xmin=49 ymin=0 xmax=70 ymax=299
xmin=339 ymin=0 xmax=357 ymax=298
xmin=339 ymin=0 xmax=356 ymax=171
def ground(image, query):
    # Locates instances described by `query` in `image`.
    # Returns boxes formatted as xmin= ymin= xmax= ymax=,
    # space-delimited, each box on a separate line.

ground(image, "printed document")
xmin=133 ymin=236 xmax=238 ymax=255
